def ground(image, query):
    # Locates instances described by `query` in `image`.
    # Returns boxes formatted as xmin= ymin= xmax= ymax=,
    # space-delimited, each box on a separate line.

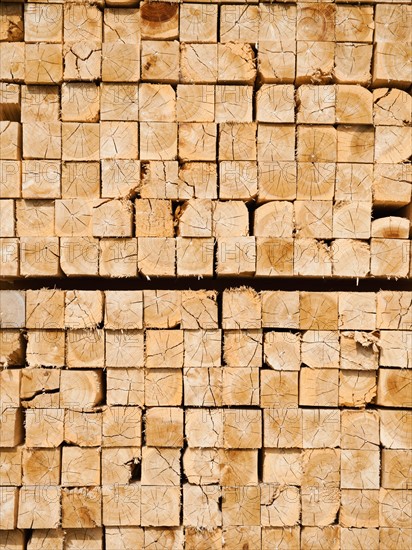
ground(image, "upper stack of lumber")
xmin=0 ymin=287 xmax=411 ymax=549
xmin=0 ymin=1 xmax=411 ymax=279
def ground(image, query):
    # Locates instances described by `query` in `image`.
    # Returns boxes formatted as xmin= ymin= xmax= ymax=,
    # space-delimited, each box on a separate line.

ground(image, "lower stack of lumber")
xmin=0 ymin=288 xmax=411 ymax=549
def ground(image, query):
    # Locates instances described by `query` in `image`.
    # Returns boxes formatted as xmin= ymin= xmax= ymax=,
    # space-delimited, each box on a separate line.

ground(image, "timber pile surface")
xmin=0 ymin=1 xmax=411 ymax=278
xmin=0 ymin=288 xmax=411 ymax=548
xmin=0 ymin=1 xmax=411 ymax=549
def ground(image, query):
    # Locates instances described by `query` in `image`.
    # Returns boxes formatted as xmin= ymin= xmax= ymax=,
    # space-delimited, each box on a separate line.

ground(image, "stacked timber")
xmin=0 ymin=288 xmax=411 ymax=548
xmin=0 ymin=2 xmax=410 ymax=279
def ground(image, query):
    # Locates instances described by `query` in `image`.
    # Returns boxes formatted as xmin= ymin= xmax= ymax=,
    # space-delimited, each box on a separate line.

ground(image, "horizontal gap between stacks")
xmin=1 ymin=276 xmax=411 ymax=292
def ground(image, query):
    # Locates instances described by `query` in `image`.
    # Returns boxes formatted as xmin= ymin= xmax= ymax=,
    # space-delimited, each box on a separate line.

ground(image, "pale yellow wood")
xmin=219 ymin=123 xmax=256 ymax=161
xmin=20 ymin=237 xmax=60 ymax=277
xmin=222 ymin=367 xmax=259 ymax=406
xmin=64 ymin=409 xmax=102 ymax=447
xmin=219 ymin=161 xmax=257 ymax=199
xmin=17 ymin=485 xmax=61 ymax=529
xmin=0 ymin=448 xmax=22 ymax=486
xmin=176 ymin=199 xmax=212 ymax=237
xmin=261 ymin=484 xmax=300 ymax=527
xmin=299 ymin=368 xmax=339 ymax=406
xmin=377 ymin=369 xmax=412 ymax=407
xmin=372 ymin=217 xmax=410 ymax=239
xmin=335 ymin=5 xmax=374 ymax=42
xmin=19 ymin=367 xmax=49 ymax=410
xmin=176 ymin=84 xmax=214 ymax=123
xmin=254 ymin=202 xmax=293 ymax=238
xmin=0 ymin=122 xmax=21 ymax=160
xmin=373 ymin=43 xmax=411 ymax=89
xmin=264 ymin=408 xmax=302 ymax=448
xmin=301 ymin=527 xmax=340 ymax=550
xmin=332 ymin=239 xmax=370 ymax=278
xmin=0 ymin=43 xmax=24 ymax=81
xmin=62 ymin=488 xmax=101 ymax=529
xmin=295 ymin=200 xmax=333 ymax=239
xmin=60 ymin=237 xmax=99 ymax=277
xmin=0 ymin=160 xmax=21 ymax=198
xmin=22 ymin=160 xmax=60 ymax=199
xmin=215 ymin=85 xmax=253 ymax=123
xmin=335 ymin=163 xmax=372 ymax=202
xmin=25 ymin=408 xmax=64 ymax=448
xmin=262 ymin=527 xmax=300 ymax=550
xmin=0 ymin=329 xmax=23 ymax=366
xmin=296 ymin=41 xmax=335 ymax=84
xmin=180 ymin=44 xmax=217 ymax=84
xmin=381 ymin=449 xmax=411 ymax=489
xmin=64 ymin=41 xmax=101 ymax=81
xmin=179 ymin=4 xmax=217 ymax=43
xmin=139 ymin=122 xmax=177 ymax=160
xmin=23 ymin=448 xmax=60 ymax=485
xmin=183 ymin=483 xmax=222 ymax=529
xmin=340 ymin=490 xmax=379 ymax=528
xmin=212 ymin=201 xmax=248 ymax=238
xmin=297 ymin=85 xmax=335 ymax=124
xmin=340 ymin=528 xmax=379 ymax=550
xmin=217 ymin=237 xmax=256 ymax=276
xmin=64 ymin=4 xmax=102 ymax=42
xmin=184 ymin=329 xmax=221 ymax=368
xmin=106 ymin=528 xmax=144 ymax=550
xmin=145 ymin=407 xmax=183 ymax=448
xmin=102 ymin=43 xmax=139 ymax=82
xmin=179 ymin=123 xmax=216 ymax=161
xmin=297 ymin=162 xmax=335 ymax=200
xmin=333 ymin=201 xmax=371 ymax=239
xmin=104 ymin=8 xmax=139 ymax=43
xmin=143 ymin=289 xmax=181 ymax=328
xmin=258 ymin=41 xmax=296 ymax=84
xmin=24 ymin=4 xmax=62 ymax=43
xmin=61 ymin=161 xmax=100 ymax=198
xmin=102 ymin=447 xmax=140 ymax=486
xmin=341 ymin=449 xmax=380 ymax=489
xmin=258 ymin=124 xmax=295 ymax=162
xmin=256 ymin=238 xmax=294 ymax=277
xmin=61 ymin=83 xmax=99 ymax=123
xmin=375 ymin=126 xmax=411 ymax=164
xmin=183 ymin=367 xmax=222 ymax=407
xmin=220 ymin=5 xmax=259 ymax=43
xmin=341 ymin=410 xmax=379 ymax=450
xmin=16 ymin=200 xmax=53 ymax=236
xmin=334 ymin=43 xmax=372 ymax=85
xmin=297 ymin=125 xmax=337 ymax=162
xmin=371 ymin=239 xmax=410 ymax=278
xmin=185 ymin=528 xmax=221 ymax=550
xmin=373 ymin=164 xmax=411 ymax=208
xmin=377 ymin=291 xmax=412 ymax=329
xmin=381 ymin=409 xmax=412 ymax=449
xmin=102 ymin=406 xmax=142 ymax=447
xmin=0 ymin=487 xmax=18 ymax=529
xmin=373 ymin=88 xmax=412 ymax=126
xmin=302 ymin=408 xmax=340 ymax=448
xmin=141 ymin=40 xmax=180 ymax=84
xmin=177 ymin=237 xmax=214 ymax=277
xmin=64 ymin=529 xmax=102 ymax=550
xmin=218 ymin=43 xmax=256 ymax=84
xmin=140 ymin=160 xmax=180 ymax=199
xmin=336 ymin=85 xmax=373 ymax=124
xmin=102 ymin=485 xmax=140 ymax=527
xmin=26 ymin=330 xmax=64 ymax=367
xmin=138 ymin=237 xmax=175 ymax=277
xmin=301 ymin=330 xmax=339 ymax=369
xmin=380 ymin=529 xmax=412 ymax=550
xmin=60 ymin=370 xmax=103 ymax=409
xmin=25 ymin=44 xmax=62 ymax=84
